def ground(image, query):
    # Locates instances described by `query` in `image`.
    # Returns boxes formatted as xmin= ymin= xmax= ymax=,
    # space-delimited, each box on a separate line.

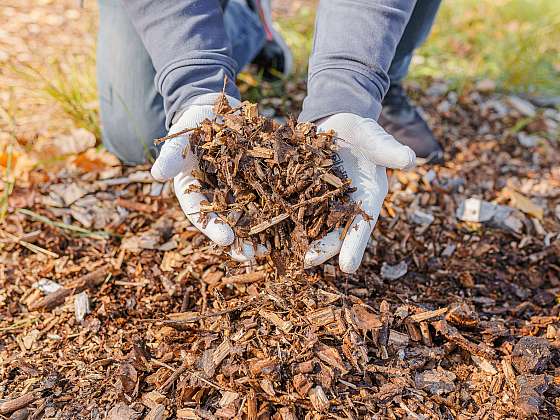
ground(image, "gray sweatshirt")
xmin=122 ymin=0 xmax=416 ymax=128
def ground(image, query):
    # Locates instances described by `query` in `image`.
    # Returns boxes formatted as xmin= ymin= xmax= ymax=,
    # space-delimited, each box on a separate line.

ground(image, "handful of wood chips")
xmin=161 ymin=94 xmax=361 ymax=271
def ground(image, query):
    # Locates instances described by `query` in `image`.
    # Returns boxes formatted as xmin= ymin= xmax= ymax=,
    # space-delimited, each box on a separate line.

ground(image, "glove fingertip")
xmin=401 ymin=146 xmax=417 ymax=170
xmin=150 ymin=162 xmax=169 ymax=182
xmin=338 ymin=254 xmax=361 ymax=274
xmin=207 ymin=227 xmax=235 ymax=247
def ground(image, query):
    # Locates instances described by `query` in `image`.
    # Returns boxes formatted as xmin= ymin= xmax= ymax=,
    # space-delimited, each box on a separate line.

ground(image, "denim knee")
xmin=97 ymin=0 xmax=166 ymax=164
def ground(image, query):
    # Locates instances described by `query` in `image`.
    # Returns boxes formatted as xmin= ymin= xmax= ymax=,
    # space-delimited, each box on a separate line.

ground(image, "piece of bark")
xmin=0 ymin=391 xmax=39 ymax=416
xmin=410 ymin=307 xmax=448 ymax=322
xmin=144 ymin=404 xmax=165 ymax=420
xmin=432 ymin=320 xmax=496 ymax=360
xmin=512 ymin=336 xmax=551 ymax=373
xmin=308 ymin=386 xmax=330 ymax=412
xmin=28 ymin=265 xmax=110 ymax=311
xmin=259 ymin=310 xmax=293 ymax=333
xmin=221 ymin=272 xmax=266 ymax=285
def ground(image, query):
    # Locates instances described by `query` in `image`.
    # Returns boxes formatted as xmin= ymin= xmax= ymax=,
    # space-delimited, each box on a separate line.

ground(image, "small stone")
xmin=415 ymin=368 xmax=456 ymax=395
xmin=410 ymin=209 xmax=434 ymax=226
xmin=426 ymin=82 xmax=449 ymax=97
xmin=490 ymin=206 xmax=524 ymax=234
xmin=512 ymin=336 xmax=551 ymax=373
xmin=380 ymin=261 xmax=408 ymax=281
xmin=74 ymin=291 xmax=91 ymax=323
xmin=482 ymin=100 xmax=509 ymax=117
xmin=34 ymin=278 xmax=62 ymax=294
xmin=517 ymin=132 xmax=539 ymax=148
xmin=507 ymin=95 xmax=536 ymax=117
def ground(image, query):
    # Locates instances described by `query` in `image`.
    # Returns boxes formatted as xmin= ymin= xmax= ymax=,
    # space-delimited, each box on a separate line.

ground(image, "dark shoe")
xmin=247 ymin=0 xmax=293 ymax=80
xmin=379 ymin=84 xmax=444 ymax=164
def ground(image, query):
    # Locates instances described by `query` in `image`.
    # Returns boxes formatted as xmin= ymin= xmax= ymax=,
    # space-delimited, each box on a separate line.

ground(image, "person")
xmin=96 ymin=0 xmax=441 ymax=274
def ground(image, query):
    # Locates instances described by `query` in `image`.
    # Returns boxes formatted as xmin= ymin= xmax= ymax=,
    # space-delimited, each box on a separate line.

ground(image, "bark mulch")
xmin=1 ymin=85 xmax=560 ymax=419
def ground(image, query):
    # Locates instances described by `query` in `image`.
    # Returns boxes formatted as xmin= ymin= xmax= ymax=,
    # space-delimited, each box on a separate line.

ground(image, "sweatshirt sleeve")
xmin=298 ymin=0 xmax=416 ymax=123
xmin=121 ymin=0 xmax=240 ymax=128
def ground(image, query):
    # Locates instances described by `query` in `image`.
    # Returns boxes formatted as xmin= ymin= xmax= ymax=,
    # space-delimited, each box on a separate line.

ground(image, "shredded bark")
xmin=158 ymin=94 xmax=362 ymax=272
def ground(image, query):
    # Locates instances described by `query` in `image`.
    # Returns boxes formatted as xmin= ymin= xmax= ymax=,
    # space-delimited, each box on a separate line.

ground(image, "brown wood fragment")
xmin=248 ymin=213 xmax=290 ymax=236
xmin=432 ymin=319 xmax=497 ymax=359
xmin=247 ymin=390 xmax=257 ymax=420
xmin=247 ymin=147 xmax=274 ymax=159
xmin=292 ymin=373 xmax=313 ymax=398
xmin=419 ymin=321 xmax=433 ymax=346
xmin=320 ymin=173 xmax=344 ymax=188
xmin=410 ymin=307 xmax=448 ymax=322
xmin=259 ymin=310 xmax=293 ymax=333
xmin=308 ymin=386 xmax=330 ymax=412
xmin=0 ymin=391 xmax=39 ymax=415
xmin=221 ymin=272 xmax=266 ymax=285
xmin=28 ymin=265 xmax=110 ymax=311
xmin=307 ymin=307 xmax=336 ymax=327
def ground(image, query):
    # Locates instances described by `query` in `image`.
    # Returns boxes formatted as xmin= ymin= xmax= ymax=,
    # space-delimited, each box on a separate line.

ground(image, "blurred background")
xmin=0 ymin=0 xmax=559 ymax=198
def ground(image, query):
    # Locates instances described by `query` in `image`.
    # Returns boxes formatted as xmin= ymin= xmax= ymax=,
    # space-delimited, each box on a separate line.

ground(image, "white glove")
xmin=303 ymin=113 xmax=416 ymax=274
xmin=151 ymin=93 xmax=266 ymax=262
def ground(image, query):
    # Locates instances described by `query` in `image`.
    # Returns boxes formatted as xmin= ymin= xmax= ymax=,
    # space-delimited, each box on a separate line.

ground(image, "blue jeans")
xmin=388 ymin=0 xmax=441 ymax=83
xmin=97 ymin=0 xmax=265 ymax=164
xmin=97 ymin=0 xmax=440 ymax=164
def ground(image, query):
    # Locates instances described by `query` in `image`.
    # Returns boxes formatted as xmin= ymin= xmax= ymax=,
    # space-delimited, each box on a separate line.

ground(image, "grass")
xmin=276 ymin=0 xmax=560 ymax=96
xmin=412 ymin=0 xmax=560 ymax=95
xmin=16 ymin=54 xmax=100 ymax=140
xmin=14 ymin=0 xmax=559 ymax=143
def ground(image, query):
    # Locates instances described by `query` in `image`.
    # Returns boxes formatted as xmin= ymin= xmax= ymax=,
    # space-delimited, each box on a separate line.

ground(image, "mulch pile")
xmin=1 ymin=84 xmax=560 ymax=419
xmin=159 ymin=95 xmax=359 ymax=273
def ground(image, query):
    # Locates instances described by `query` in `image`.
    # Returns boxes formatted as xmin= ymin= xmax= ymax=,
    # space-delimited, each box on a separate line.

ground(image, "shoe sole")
xmin=253 ymin=0 xmax=294 ymax=77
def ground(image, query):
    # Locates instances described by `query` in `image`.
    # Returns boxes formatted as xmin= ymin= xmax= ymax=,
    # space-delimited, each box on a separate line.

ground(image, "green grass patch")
xmin=16 ymin=54 xmax=100 ymax=139
xmin=276 ymin=0 xmax=560 ymax=96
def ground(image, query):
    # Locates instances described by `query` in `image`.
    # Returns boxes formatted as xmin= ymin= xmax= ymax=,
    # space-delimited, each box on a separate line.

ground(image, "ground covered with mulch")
xmin=1 ymin=82 xmax=560 ymax=420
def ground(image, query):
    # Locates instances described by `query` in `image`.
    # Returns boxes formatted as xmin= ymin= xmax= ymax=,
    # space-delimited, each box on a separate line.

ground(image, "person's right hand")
xmin=151 ymin=93 xmax=266 ymax=262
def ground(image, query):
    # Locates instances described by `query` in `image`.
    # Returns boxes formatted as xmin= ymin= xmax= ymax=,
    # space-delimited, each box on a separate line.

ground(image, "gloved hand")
xmin=303 ymin=113 xmax=416 ymax=273
xmin=151 ymin=93 xmax=266 ymax=262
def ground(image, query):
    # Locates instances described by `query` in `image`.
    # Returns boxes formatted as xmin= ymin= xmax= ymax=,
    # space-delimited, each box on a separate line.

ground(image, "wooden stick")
xmin=0 ymin=230 xmax=59 ymax=258
xmin=410 ymin=307 xmax=448 ymax=322
xmin=248 ymin=213 xmax=289 ymax=235
xmin=159 ymin=358 xmax=189 ymax=392
xmin=221 ymin=271 xmax=266 ymax=285
xmin=28 ymin=265 xmax=110 ymax=311
xmin=153 ymin=127 xmax=198 ymax=145
xmin=0 ymin=391 xmax=39 ymax=415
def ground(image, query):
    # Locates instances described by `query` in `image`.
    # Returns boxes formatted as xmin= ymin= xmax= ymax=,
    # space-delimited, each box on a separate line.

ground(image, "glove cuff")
xmin=172 ymin=93 xmax=241 ymax=125
xmin=317 ymin=113 xmax=363 ymax=141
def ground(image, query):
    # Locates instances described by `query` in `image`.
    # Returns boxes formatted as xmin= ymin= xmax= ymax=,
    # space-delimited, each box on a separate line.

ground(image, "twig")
xmin=0 ymin=230 xmax=59 ymax=258
xmin=248 ymin=213 xmax=289 ymax=235
xmin=28 ymin=265 xmax=111 ymax=311
xmin=410 ymin=307 xmax=448 ymax=322
xmin=153 ymin=127 xmax=198 ymax=145
xmin=159 ymin=358 xmax=189 ymax=392
xmin=221 ymin=271 xmax=267 ymax=285
xmin=0 ymin=390 xmax=39 ymax=415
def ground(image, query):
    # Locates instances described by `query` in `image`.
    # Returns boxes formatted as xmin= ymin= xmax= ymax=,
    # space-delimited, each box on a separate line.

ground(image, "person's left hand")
xmin=303 ymin=113 xmax=416 ymax=273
